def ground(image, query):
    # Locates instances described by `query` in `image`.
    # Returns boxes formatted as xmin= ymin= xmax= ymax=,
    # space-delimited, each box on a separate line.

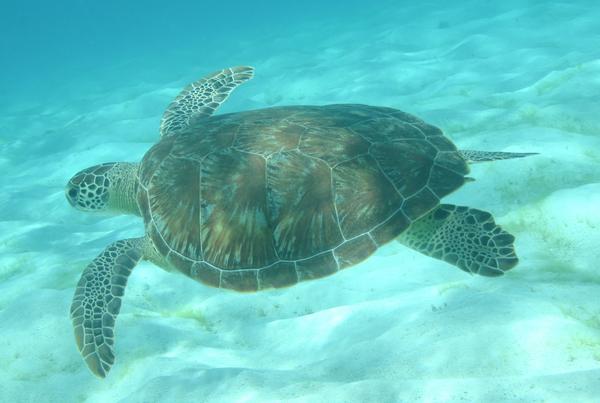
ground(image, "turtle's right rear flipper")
xmin=397 ymin=204 xmax=518 ymax=276
xmin=459 ymin=149 xmax=538 ymax=163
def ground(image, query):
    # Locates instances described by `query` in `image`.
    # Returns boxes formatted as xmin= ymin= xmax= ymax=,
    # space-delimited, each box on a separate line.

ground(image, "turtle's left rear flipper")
xmin=459 ymin=150 xmax=538 ymax=163
xmin=397 ymin=204 xmax=518 ymax=276
xmin=70 ymin=237 xmax=145 ymax=378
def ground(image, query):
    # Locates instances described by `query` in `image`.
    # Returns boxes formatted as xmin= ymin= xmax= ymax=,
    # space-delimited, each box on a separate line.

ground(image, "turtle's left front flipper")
xmin=160 ymin=66 xmax=254 ymax=136
xmin=397 ymin=204 xmax=518 ymax=276
xmin=70 ymin=237 xmax=145 ymax=378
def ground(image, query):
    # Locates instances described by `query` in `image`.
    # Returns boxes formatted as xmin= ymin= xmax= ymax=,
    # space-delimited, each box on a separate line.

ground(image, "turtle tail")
xmin=458 ymin=150 xmax=538 ymax=163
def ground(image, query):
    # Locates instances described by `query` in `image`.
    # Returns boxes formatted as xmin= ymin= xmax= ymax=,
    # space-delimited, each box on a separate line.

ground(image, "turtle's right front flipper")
xmin=70 ymin=237 xmax=145 ymax=378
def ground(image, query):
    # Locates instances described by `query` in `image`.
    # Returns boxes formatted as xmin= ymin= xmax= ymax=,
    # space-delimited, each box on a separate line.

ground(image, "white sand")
xmin=1 ymin=1 xmax=600 ymax=402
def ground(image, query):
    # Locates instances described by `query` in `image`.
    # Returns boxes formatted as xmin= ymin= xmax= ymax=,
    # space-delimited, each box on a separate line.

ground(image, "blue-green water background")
xmin=1 ymin=1 xmax=600 ymax=402
xmin=1 ymin=0 xmax=374 ymax=107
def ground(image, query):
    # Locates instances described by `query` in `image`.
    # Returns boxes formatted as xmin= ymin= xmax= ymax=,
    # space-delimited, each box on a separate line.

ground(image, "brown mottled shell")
xmin=137 ymin=104 xmax=469 ymax=292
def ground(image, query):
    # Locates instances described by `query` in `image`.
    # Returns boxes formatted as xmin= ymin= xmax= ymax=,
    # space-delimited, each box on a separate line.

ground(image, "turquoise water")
xmin=1 ymin=1 xmax=600 ymax=401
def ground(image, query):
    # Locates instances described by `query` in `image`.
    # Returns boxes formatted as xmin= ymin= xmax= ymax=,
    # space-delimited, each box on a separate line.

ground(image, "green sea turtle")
xmin=66 ymin=66 xmax=535 ymax=377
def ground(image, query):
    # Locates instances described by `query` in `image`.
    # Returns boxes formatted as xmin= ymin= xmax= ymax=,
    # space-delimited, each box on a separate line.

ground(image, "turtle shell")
xmin=137 ymin=104 xmax=469 ymax=292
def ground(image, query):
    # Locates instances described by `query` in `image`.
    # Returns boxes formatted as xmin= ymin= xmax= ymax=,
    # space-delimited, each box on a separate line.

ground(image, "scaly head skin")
xmin=65 ymin=162 xmax=140 ymax=215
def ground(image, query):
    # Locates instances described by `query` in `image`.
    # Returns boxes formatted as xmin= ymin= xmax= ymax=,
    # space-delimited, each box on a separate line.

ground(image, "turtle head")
xmin=65 ymin=163 xmax=117 ymax=212
xmin=66 ymin=162 xmax=140 ymax=215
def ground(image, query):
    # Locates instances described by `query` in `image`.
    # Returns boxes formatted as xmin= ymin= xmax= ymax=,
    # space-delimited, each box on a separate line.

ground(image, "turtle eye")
xmin=66 ymin=185 xmax=80 ymax=207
